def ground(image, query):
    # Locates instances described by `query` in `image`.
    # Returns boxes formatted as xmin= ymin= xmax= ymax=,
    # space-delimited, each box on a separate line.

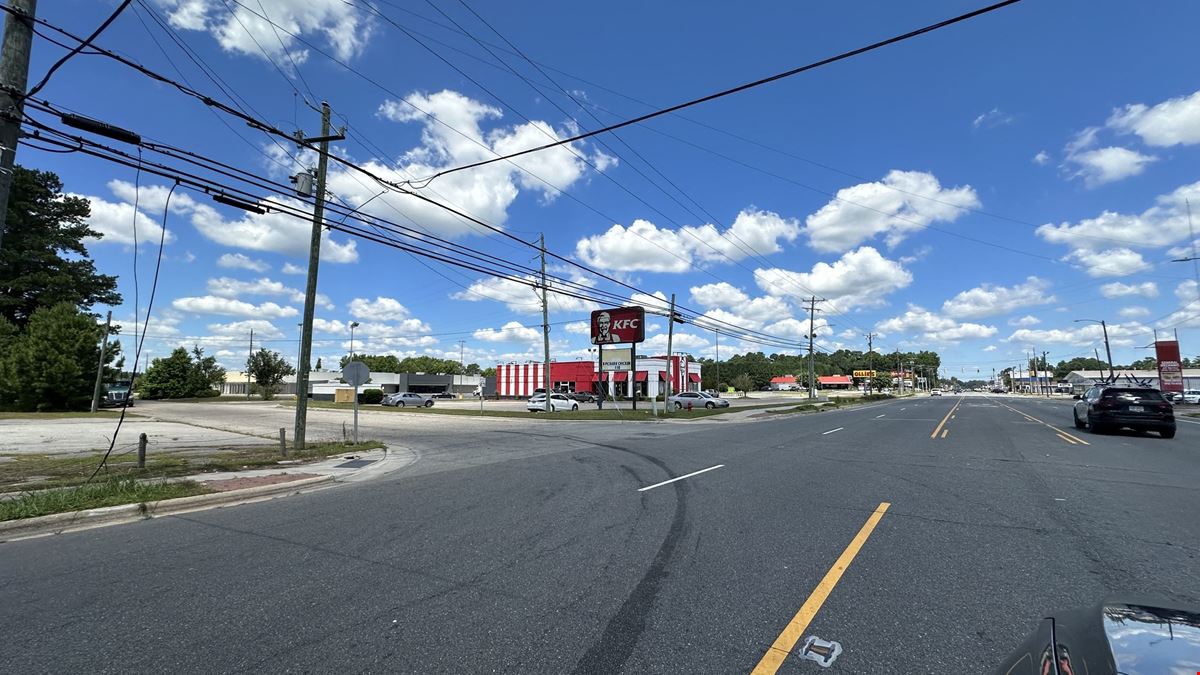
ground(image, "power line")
xmin=25 ymin=0 xmax=132 ymax=98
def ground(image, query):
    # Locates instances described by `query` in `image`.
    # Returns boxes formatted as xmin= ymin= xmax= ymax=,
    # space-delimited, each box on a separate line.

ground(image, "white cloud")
xmin=217 ymin=253 xmax=270 ymax=272
xmin=1167 ymin=240 xmax=1200 ymax=259
xmin=1107 ymin=89 xmax=1200 ymax=147
xmin=452 ymin=275 xmax=598 ymax=314
xmin=640 ymin=331 xmax=709 ymax=352
xmin=982 ymin=345 xmax=997 ymax=352
xmin=172 ymin=296 xmax=299 ymax=318
xmin=972 ymin=107 xmax=1014 ymax=129
xmin=206 ymin=276 xmax=333 ymax=309
xmin=1037 ymin=181 xmax=1200 ymax=251
xmin=348 ymin=297 xmax=414 ymax=322
xmin=1067 ymin=146 xmax=1157 ymax=187
xmin=1177 ymin=280 xmax=1199 ymax=303
xmin=574 ymin=208 xmax=800 ymax=273
xmin=942 ymin=277 xmax=1055 ymax=319
xmin=1063 ymin=248 xmax=1151 ymax=277
xmin=1099 ymin=281 xmax=1158 ymax=298
xmin=754 ymin=247 xmax=913 ymax=310
xmin=1033 ymin=151 xmax=1050 ymax=166
xmin=876 ymin=305 xmax=997 ymax=343
xmin=155 ymin=0 xmax=374 ymax=63
xmin=1118 ymin=306 xmax=1150 ymax=319
xmin=191 ymin=198 xmax=359 ymax=263
xmin=564 ymin=321 xmax=590 ymax=335
xmin=473 ymin=321 xmax=540 ymax=343
xmin=690 ymin=282 xmax=750 ymax=309
xmin=206 ymin=319 xmax=284 ymax=339
xmin=78 ymin=188 xmax=176 ymax=247
xmin=803 ymin=170 xmax=979 ymax=253
xmin=1008 ymin=315 xmax=1041 ymax=327
xmin=1008 ymin=322 xmax=1148 ymax=348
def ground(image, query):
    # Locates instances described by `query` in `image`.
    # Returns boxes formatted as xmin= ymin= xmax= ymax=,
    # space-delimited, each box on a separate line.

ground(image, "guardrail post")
xmin=279 ymin=427 xmax=287 ymax=456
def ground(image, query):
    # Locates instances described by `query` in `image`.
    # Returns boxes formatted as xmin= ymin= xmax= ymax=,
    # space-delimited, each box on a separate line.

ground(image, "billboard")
xmin=852 ymin=370 xmax=876 ymax=378
xmin=1156 ymin=340 xmax=1184 ymax=393
xmin=601 ymin=348 xmax=632 ymax=372
xmin=591 ymin=306 xmax=646 ymax=344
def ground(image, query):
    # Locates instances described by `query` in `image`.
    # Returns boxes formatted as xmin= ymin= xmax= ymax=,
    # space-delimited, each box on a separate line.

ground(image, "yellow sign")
xmin=852 ymin=370 xmax=876 ymax=378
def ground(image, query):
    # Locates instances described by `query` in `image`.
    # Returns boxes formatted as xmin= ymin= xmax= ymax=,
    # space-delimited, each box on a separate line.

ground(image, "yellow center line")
xmin=930 ymin=399 xmax=961 ymax=439
xmin=750 ymin=502 xmax=891 ymax=675
xmin=995 ymin=400 xmax=1090 ymax=446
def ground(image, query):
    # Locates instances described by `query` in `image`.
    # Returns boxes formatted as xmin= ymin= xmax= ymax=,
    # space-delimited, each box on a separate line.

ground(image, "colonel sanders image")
xmin=593 ymin=311 xmax=619 ymax=344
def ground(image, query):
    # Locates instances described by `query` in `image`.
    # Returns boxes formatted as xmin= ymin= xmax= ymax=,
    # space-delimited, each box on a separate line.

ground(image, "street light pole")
xmin=1075 ymin=318 xmax=1114 ymax=381
xmin=349 ymin=321 xmax=359 ymax=365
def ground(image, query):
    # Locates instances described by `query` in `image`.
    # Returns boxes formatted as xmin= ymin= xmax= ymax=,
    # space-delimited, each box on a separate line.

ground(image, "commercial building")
xmin=769 ymin=375 xmax=799 ymax=391
xmin=496 ymin=357 xmax=702 ymax=399
xmin=1063 ymin=369 xmax=1200 ymax=394
xmin=817 ymin=375 xmax=853 ymax=389
xmin=222 ymin=371 xmax=493 ymax=399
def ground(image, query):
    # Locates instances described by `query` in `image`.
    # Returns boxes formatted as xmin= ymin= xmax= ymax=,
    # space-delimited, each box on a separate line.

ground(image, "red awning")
xmin=688 ymin=373 xmax=701 ymax=383
xmin=818 ymin=375 xmax=853 ymax=385
xmin=591 ymin=373 xmax=601 ymax=381
xmin=613 ymin=371 xmax=629 ymax=382
xmin=657 ymin=371 xmax=667 ymax=380
xmin=634 ymin=371 xmax=648 ymax=382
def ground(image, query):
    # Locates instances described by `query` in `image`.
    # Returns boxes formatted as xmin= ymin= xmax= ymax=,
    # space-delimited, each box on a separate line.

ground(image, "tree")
xmin=339 ymin=353 xmax=400 ymax=373
xmin=464 ymin=363 xmax=481 ymax=375
xmin=137 ymin=346 xmax=225 ymax=399
xmin=1053 ymin=357 xmax=1109 ymax=379
xmin=731 ymin=373 xmax=754 ymax=396
xmin=482 ymin=366 xmax=496 ymax=378
xmin=0 ymin=167 xmax=120 ymax=328
xmin=0 ymin=302 xmax=121 ymax=411
xmin=870 ymin=374 xmax=892 ymax=392
xmin=1128 ymin=356 xmax=1157 ymax=370
xmin=247 ymin=348 xmax=295 ymax=400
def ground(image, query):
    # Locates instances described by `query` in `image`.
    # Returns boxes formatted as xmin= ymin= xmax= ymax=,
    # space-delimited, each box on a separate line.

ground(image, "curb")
xmin=0 ymin=474 xmax=333 ymax=543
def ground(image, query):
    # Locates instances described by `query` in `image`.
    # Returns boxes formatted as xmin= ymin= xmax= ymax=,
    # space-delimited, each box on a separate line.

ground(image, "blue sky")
xmin=26 ymin=0 xmax=1200 ymax=376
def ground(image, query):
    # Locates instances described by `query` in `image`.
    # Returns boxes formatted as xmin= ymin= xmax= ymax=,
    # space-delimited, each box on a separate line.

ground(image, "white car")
xmin=527 ymin=393 xmax=579 ymax=412
xmin=1182 ymin=389 xmax=1200 ymax=404
xmin=668 ymin=391 xmax=730 ymax=409
xmin=930 ymin=389 xmax=943 ymax=397
xmin=382 ymin=392 xmax=433 ymax=408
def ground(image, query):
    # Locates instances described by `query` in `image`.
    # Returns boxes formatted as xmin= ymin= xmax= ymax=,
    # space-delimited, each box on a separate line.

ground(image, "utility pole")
xmin=665 ymin=293 xmax=677 ymax=409
xmin=1042 ymin=350 xmax=1050 ymax=397
xmin=246 ymin=328 xmax=253 ymax=398
xmin=539 ymin=233 xmax=551 ymax=413
xmin=864 ymin=332 xmax=875 ymax=393
xmin=293 ymin=101 xmax=343 ymax=451
xmin=714 ymin=330 xmax=720 ymax=391
xmin=457 ymin=339 xmax=466 ymax=371
xmin=806 ymin=296 xmax=821 ymax=400
xmin=0 ymin=0 xmax=37 ymax=253
xmin=90 ymin=310 xmax=112 ymax=413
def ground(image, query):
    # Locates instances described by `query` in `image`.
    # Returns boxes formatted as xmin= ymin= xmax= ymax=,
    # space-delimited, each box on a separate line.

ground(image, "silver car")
xmin=382 ymin=392 xmax=434 ymax=408
xmin=668 ymin=391 xmax=729 ymax=410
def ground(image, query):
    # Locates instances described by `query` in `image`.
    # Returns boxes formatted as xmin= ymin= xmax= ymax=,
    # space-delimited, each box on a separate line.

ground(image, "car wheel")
xmin=425 ymin=400 xmax=433 ymax=407
xmin=674 ymin=401 xmax=682 ymax=410
xmin=571 ymin=404 xmax=579 ymax=411
xmin=399 ymin=401 xmax=406 ymax=407
xmin=1086 ymin=413 xmax=1104 ymax=434
xmin=705 ymin=402 xmax=715 ymax=409
xmin=1072 ymin=409 xmax=1085 ymax=429
xmin=1161 ymin=428 xmax=1176 ymax=439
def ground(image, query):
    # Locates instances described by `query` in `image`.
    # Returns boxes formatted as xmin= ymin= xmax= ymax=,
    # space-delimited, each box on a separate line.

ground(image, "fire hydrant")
xmin=686 ymin=401 xmax=693 ymax=412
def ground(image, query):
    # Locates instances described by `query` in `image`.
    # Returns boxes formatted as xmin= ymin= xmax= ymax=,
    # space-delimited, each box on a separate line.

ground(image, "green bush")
xmin=362 ymin=388 xmax=384 ymax=404
xmin=196 ymin=388 xmax=220 ymax=398
xmin=862 ymin=393 xmax=895 ymax=401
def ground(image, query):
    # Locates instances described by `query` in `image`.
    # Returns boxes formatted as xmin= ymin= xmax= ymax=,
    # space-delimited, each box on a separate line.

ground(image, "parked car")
xmin=930 ymin=389 xmax=943 ymax=397
xmin=1164 ymin=391 xmax=1185 ymax=403
xmin=381 ymin=392 xmax=434 ymax=408
xmin=568 ymin=392 xmax=596 ymax=403
xmin=667 ymin=391 xmax=730 ymax=410
xmin=430 ymin=392 xmax=455 ymax=399
xmin=527 ymin=393 xmax=579 ymax=412
xmin=1182 ymin=389 xmax=1200 ymax=404
xmin=1073 ymin=386 xmax=1175 ymax=438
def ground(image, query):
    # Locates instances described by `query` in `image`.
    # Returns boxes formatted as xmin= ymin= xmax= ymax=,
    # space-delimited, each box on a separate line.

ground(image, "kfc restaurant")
xmin=495 ymin=356 xmax=702 ymax=399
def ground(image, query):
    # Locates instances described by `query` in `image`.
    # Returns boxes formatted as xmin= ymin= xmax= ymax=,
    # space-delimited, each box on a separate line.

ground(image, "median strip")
xmin=751 ymin=502 xmax=891 ymax=674
xmin=637 ymin=464 xmax=724 ymax=492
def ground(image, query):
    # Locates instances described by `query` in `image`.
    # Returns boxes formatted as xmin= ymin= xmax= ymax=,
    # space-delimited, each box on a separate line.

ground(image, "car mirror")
xmin=1072 ymin=394 xmax=1081 ymax=400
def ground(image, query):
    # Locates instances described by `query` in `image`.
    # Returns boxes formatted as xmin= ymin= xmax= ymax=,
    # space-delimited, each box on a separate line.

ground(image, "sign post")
xmin=341 ymin=361 xmax=370 ymax=444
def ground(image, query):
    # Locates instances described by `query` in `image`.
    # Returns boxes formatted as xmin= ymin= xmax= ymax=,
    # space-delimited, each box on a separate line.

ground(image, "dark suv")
xmin=1073 ymin=386 xmax=1175 ymax=438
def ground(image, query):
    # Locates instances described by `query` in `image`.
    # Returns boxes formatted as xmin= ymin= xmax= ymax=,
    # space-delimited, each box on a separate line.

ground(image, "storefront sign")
xmin=591 ymin=306 xmax=646 ymax=344
xmin=852 ymin=370 xmax=876 ymax=378
xmin=600 ymin=348 xmax=632 ymax=371
xmin=1156 ymin=339 xmax=1184 ymax=393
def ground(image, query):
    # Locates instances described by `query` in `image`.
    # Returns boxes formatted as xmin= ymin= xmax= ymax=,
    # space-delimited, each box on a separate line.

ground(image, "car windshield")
xmin=1102 ymin=389 xmax=1165 ymax=403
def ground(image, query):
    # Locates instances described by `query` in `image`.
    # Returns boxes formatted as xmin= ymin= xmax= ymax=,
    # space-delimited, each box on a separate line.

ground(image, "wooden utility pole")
xmin=539 ymin=233 xmax=551 ymax=412
xmin=0 ymin=0 xmax=36 ymax=253
xmin=806 ymin=297 xmax=821 ymax=399
xmin=90 ymin=310 xmax=112 ymax=413
xmin=293 ymin=101 xmax=343 ymax=450
xmin=665 ymin=293 xmax=677 ymax=409
xmin=864 ymin=332 xmax=875 ymax=393
xmin=246 ymin=329 xmax=253 ymax=398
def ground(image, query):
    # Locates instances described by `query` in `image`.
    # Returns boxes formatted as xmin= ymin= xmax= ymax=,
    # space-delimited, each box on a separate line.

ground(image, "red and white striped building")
xmin=496 ymin=357 xmax=702 ymax=399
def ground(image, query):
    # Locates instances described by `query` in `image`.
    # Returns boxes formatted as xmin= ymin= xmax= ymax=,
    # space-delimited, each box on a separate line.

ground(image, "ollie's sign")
xmin=591 ymin=306 xmax=646 ymax=344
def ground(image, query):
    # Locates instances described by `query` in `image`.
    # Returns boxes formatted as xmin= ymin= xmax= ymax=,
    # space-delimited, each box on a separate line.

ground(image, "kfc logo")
xmin=591 ymin=306 xmax=646 ymax=344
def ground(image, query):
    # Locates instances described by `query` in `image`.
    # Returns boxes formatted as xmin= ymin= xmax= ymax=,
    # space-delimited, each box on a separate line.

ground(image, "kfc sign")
xmin=591 ymin=306 xmax=646 ymax=344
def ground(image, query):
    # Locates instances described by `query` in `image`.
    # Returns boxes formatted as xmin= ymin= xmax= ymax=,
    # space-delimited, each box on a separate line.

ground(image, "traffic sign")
xmin=342 ymin=361 xmax=370 ymax=387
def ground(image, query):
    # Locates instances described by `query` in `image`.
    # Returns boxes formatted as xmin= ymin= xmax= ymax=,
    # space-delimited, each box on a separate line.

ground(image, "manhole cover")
xmin=335 ymin=459 xmax=376 ymax=469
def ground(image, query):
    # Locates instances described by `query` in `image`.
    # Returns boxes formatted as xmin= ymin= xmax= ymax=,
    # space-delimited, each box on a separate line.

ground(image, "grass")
xmin=0 ymin=478 xmax=211 ymax=522
xmin=0 ymin=410 xmax=140 ymax=420
xmin=288 ymin=399 xmax=792 ymax=420
xmin=0 ymin=440 xmax=384 ymax=492
xmin=141 ymin=395 xmax=268 ymax=403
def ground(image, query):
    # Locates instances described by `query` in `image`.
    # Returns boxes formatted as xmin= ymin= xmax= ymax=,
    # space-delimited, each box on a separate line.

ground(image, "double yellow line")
xmin=751 ymin=502 xmax=890 ymax=674
xmin=930 ymin=398 xmax=961 ymax=439
xmin=994 ymin=399 xmax=1089 ymax=445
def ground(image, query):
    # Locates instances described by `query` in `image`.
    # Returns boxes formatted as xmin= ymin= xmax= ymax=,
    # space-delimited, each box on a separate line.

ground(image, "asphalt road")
xmin=2 ymin=394 xmax=1197 ymax=673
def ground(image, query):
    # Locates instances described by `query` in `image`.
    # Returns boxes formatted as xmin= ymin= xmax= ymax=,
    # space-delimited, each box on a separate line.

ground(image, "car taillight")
xmin=1095 ymin=400 xmax=1115 ymax=409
